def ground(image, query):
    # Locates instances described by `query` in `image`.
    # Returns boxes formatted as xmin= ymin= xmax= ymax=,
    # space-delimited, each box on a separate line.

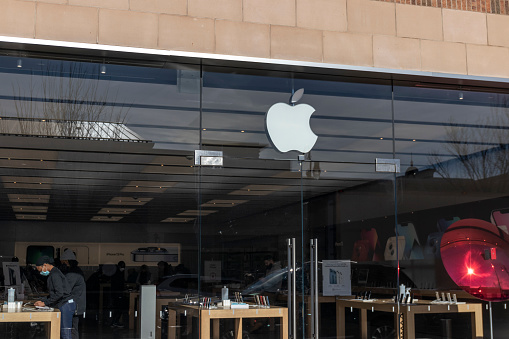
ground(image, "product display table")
xmin=335 ymin=298 xmax=483 ymax=339
xmin=0 ymin=306 xmax=61 ymax=339
xmin=167 ymin=302 xmax=288 ymax=339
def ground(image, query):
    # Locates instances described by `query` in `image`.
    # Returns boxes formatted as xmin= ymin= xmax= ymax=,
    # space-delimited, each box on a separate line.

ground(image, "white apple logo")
xmin=265 ymin=89 xmax=318 ymax=153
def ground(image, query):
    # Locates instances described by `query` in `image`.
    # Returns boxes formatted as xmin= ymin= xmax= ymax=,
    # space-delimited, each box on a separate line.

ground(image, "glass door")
xmin=198 ymin=65 xmax=397 ymax=339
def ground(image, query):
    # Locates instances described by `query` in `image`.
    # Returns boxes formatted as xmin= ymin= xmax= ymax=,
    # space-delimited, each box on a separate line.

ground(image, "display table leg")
xmin=213 ymin=319 xmax=220 ymax=339
xmin=282 ymin=309 xmax=288 ymax=339
xmin=360 ymin=308 xmax=368 ymax=339
xmin=336 ymin=304 xmax=345 ymax=338
xmin=129 ymin=294 xmax=137 ymax=330
xmin=402 ymin=310 xmax=415 ymax=339
xmin=234 ymin=318 xmax=242 ymax=339
xmin=168 ymin=309 xmax=177 ymax=339
xmin=200 ymin=313 xmax=210 ymax=339
xmin=50 ymin=314 xmax=61 ymax=339
xmin=471 ymin=308 xmax=483 ymax=339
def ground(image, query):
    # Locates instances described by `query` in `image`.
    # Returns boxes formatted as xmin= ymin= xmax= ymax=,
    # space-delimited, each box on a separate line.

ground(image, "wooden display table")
xmin=336 ymin=298 xmax=483 ymax=339
xmin=167 ymin=302 xmax=288 ymax=339
xmin=0 ymin=306 xmax=61 ymax=339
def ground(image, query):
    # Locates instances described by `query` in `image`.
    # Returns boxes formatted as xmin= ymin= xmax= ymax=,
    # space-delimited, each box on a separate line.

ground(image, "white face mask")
xmin=119 ymin=268 xmax=125 ymax=272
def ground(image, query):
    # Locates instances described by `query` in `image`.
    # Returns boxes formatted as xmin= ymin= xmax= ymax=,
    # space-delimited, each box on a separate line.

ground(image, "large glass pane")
xmin=0 ymin=54 xmax=201 ymax=338
xmin=199 ymin=66 xmax=397 ymax=339
xmin=394 ymin=80 xmax=509 ymax=338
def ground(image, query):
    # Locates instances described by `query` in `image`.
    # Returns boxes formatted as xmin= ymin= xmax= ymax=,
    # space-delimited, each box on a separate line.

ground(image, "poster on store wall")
xmin=322 ymin=260 xmax=351 ymax=296
xmin=204 ymin=261 xmax=221 ymax=282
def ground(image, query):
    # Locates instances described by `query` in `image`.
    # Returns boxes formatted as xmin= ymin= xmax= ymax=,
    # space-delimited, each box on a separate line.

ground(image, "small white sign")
xmin=322 ymin=260 xmax=351 ymax=296
xmin=204 ymin=261 xmax=221 ymax=282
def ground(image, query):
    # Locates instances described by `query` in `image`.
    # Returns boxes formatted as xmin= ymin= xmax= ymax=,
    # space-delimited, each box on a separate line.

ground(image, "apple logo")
xmin=265 ymin=88 xmax=318 ymax=153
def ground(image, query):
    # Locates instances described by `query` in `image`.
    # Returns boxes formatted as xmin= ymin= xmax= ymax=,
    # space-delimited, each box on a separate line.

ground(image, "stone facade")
xmin=0 ymin=0 xmax=508 ymax=78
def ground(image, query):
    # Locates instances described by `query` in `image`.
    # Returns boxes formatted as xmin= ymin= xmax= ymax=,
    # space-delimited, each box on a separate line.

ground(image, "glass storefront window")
xmin=1 ymin=50 xmax=509 ymax=339
xmin=0 ymin=54 xmax=201 ymax=338
xmin=395 ymin=80 xmax=509 ymax=338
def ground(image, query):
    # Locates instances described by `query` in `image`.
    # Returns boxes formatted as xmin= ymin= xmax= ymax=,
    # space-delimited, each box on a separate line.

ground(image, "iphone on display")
xmin=490 ymin=208 xmax=509 ymax=234
xmin=396 ymin=222 xmax=423 ymax=259
xmin=384 ymin=236 xmax=405 ymax=260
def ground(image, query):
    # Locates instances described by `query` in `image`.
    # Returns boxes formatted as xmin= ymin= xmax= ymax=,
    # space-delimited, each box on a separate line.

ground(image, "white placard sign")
xmin=322 ymin=260 xmax=351 ymax=296
xmin=204 ymin=261 xmax=221 ymax=282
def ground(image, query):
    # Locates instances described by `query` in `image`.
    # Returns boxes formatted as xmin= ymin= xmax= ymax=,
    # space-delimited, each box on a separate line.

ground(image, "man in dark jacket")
xmin=60 ymin=249 xmax=86 ymax=339
xmin=35 ymin=255 xmax=76 ymax=339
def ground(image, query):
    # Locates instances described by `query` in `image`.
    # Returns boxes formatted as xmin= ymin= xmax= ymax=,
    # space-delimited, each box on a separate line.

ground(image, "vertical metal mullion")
xmin=310 ymin=239 xmax=315 ymax=338
xmin=292 ymin=238 xmax=297 ymax=339
xmin=313 ymin=239 xmax=319 ymax=339
xmin=287 ymin=238 xmax=293 ymax=339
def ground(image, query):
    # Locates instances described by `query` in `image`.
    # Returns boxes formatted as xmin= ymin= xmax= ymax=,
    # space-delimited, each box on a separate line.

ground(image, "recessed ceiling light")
xmin=16 ymin=214 xmax=46 ymax=220
xmin=178 ymin=210 xmax=217 ymax=216
xmin=107 ymin=197 xmax=153 ymax=206
xmin=98 ymin=208 xmax=135 ymax=215
xmin=12 ymin=206 xmax=48 ymax=213
xmin=121 ymin=181 xmax=176 ymax=193
xmin=8 ymin=194 xmax=50 ymax=203
xmin=201 ymin=200 xmax=248 ymax=208
xmin=161 ymin=217 xmax=195 ymax=223
xmin=91 ymin=216 xmax=123 ymax=222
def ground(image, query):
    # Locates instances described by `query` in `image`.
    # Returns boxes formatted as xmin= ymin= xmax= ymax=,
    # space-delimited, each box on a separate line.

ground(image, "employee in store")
xmin=34 ymin=255 xmax=76 ymax=339
xmin=60 ymin=249 xmax=86 ymax=339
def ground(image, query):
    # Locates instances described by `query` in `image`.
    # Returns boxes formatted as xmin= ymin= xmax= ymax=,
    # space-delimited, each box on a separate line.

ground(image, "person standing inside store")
xmin=60 ymin=249 xmax=86 ymax=339
xmin=35 ymin=256 xmax=76 ymax=339
xmin=262 ymin=255 xmax=282 ymax=304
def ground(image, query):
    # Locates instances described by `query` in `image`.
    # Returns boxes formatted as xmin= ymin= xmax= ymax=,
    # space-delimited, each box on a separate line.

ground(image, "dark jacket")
xmin=65 ymin=271 xmax=86 ymax=315
xmin=41 ymin=267 xmax=72 ymax=309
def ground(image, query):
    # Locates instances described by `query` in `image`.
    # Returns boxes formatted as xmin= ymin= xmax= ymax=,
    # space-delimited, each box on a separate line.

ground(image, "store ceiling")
xmin=0 ymin=134 xmax=378 ymax=226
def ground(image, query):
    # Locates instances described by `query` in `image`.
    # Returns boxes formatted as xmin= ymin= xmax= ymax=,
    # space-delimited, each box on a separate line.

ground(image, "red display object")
xmin=440 ymin=218 xmax=509 ymax=301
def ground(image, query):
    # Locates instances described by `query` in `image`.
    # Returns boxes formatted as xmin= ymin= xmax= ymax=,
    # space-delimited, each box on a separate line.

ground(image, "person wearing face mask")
xmin=60 ymin=249 xmax=86 ymax=339
xmin=35 ymin=256 xmax=75 ymax=339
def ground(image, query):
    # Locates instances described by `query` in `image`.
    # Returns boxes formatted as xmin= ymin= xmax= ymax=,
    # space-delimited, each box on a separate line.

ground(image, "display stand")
xmin=0 ymin=306 xmax=61 ymax=339
xmin=336 ymin=298 xmax=483 ymax=339
xmin=167 ymin=302 xmax=288 ymax=339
